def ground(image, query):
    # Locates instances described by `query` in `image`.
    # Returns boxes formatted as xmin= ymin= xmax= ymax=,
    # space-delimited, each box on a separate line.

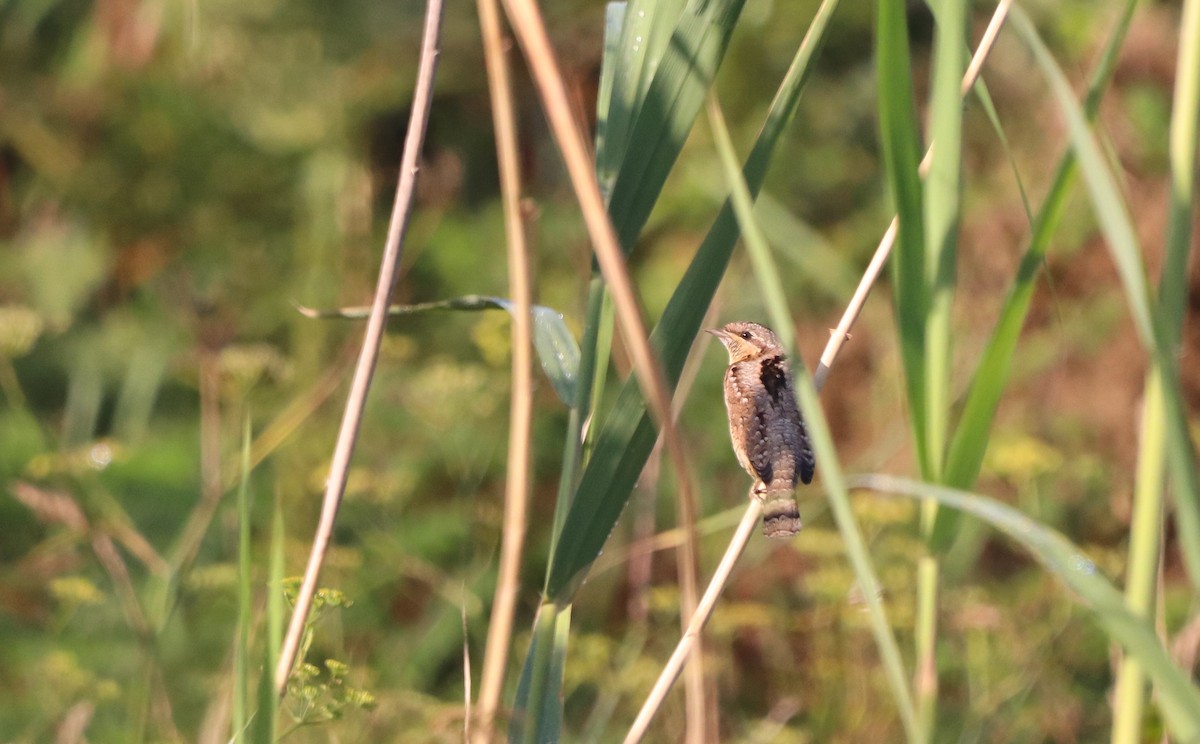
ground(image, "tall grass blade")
xmin=595 ymin=2 xmax=629 ymax=197
xmin=941 ymin=0 xmax=1136 ymax=504
xmin=875 ymin=0 xmax=929 ymax=476
xmin=1158 ymin=0 xmax=1200 ymax=590
xmin=251 ymin=494 xmax=285 ymax=744
xmin=706 ymin=94 xmax=794 ymax=351
xmin=606 ymin=0 xmax=748 ymax=252
xmin=921 ymin=0 xmax=966 ymax=479
xmin=851 ymin=474 xmax=1200 ymax=742
xmin=1114 ymin=2 xmax=1200 ymax=737
xmin=1010 ymin=7 xmax=1200 ymax=590
xmin=233 ymin=416 xmax=252 ymax=743
xmin=793 ymin=378 xmax=919 ymax=741
xmin=600 ymin=0 xmax=687 ymax=191
xmin=545 ymin=0 xmax=843 ymax=601
xmin=510 ymin=603 xmax=569 ymax=744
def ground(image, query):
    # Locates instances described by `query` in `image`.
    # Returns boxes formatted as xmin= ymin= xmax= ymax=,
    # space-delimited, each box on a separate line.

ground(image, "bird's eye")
xmin=739 ymin=331 xmax=752 ymax=340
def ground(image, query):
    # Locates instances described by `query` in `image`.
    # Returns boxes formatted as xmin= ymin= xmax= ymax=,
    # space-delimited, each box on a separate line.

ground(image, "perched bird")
xmin=707 ymin=321 xmax=815 ymax=538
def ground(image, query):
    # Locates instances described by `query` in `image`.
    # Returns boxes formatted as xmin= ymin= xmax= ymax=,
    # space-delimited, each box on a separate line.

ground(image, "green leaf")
xmin=299 ymin=295 xmax=580 ymax=406
xmin=875 ymin=0 xmax=929 ymax=476
xmin=509 ymin=603 xmax=570 ymax=744
xmin=234 ymin=416 xmax=252 ymax=743
xmin=606 ymin=0 xmax=748 ymax=252
xmin=707 ymin=93 xmax=794 ymax=353
xmin=1009 ymin=6 xmax=1200 ymax=591
xmin=851 ymin=474 xmax=1200 ymax=742
xmin=545 ymin=0 xmax=843 ymax=602
xmin=920 ymin=0 xmax=966 ymax=481
xmin=941 ymin=0 xmax=1136 ymax=522
xmin=792 ymin=378 xmax=920 ymax=741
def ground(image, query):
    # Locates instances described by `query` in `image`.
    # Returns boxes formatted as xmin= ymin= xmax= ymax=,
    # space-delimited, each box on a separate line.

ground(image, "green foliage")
xmin=2 ymin=0 xmax=1199 ymax=741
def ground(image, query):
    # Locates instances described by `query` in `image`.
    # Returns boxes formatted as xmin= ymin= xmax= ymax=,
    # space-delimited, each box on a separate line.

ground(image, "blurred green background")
xmin=1 ymin=0 xmax=1195 ymax=741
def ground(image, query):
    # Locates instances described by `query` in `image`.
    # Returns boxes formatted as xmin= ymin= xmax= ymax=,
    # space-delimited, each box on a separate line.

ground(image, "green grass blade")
xmin=1009 ymin=10 xmax=1153 ymax=342
xmin=706 ymin=93 xmax=794 ymax=352
xmin=595 ymin=2 xmax=628 ymax=198
xmin=1159 ymin=0 xmax=1200 ymax=590
xmin=875 ymin=0 xmax=929 ymax=476
xmin=510 ymin=603 xmax=568 ymax=744
xmin=545 ymin=0 xmax=842 ymax=602
xmin=601 ymin=0 xmax=687 ymax=189
xmin=1111 ymin=375 xmax=1168 ymax=744
xmin=233 ymin=416 xmax=252 ymax=743
xmin=851 ymin=474 xmax=1200 ymax=742
xmin=755 ymin=192 xmax=858 ymax=302
xmin=606 ymin=0 xmax=748 ymax=252
xmin=942 ymin=0 xmax=1136 ymax=501
xmin=971 ymin=81 xmax=1033 ymax=226
xmin=1010 ymin=7 xmax=1200 ymax=590
xmin=251 ymin=492 xmax=284 ymax=744
xmin=921 ymin=0 xmax=966 ymax=480
xmin=793 ymin=380 xmax=919 ymax=741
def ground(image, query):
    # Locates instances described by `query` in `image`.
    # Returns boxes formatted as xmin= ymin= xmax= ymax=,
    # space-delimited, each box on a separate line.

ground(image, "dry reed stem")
xmin=473 ymin=0 xmax=535 ymax=739
xmin=623 ymin=3 xmax=1014 ymax=738
xmin=273 ymin=0 xmax=445 ymax=695
xmin=497 ymin=0 xmax=706 ymax=735
xmin=623 ymin=501 xmax=763 ymax=744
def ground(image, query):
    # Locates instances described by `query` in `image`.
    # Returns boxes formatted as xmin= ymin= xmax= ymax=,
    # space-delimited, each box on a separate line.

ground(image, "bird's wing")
xmin=755 ymin=356 xmax=815 ymax=487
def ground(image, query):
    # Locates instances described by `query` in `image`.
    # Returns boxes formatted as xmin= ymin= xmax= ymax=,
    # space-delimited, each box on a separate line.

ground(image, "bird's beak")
xmin=704 ymin=328 xmax=731 ymax=346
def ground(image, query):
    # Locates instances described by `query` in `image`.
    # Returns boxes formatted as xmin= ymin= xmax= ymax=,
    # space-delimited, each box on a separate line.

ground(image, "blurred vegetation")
xmin=0 ymin=0 xmax=1197 ymax=741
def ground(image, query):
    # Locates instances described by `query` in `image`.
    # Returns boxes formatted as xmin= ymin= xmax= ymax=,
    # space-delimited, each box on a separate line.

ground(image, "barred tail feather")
xmin=761 ymin=491 xmax=802 ymax=538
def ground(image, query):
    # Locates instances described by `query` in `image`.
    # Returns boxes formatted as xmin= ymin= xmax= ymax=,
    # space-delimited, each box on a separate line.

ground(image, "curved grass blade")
xmin=234 ymin=417 xmax=252 ymax=743
xmin=706 ymin=93 xmax=794 ymax=352
xmin=599 ymin=0 xmax=687 ymax=194
xmin=851 ymin=474 xmax=1200 ymax=742
xmin=795 ymin=383 xmax=919 ymax=741
xmin=546 ymin=0 xmax=843 ymax=602
xmin=875 ymin=0 xmax=929 ymax=477
xmin=1009 ymin=7 xmax=1200 ymax=590
xmin=606 ymin=0 xmax=748 ymax=252
xmin=940 ymin=0 xmax=1136 ymax=529
xmin=298 ymin=296 xmax=580 ymax=406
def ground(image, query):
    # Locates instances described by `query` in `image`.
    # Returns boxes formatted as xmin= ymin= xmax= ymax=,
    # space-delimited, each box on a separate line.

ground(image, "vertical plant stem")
xmin=498 ymin=0 xmax=704 ymax=735
xmin=1113 ymin=0 xmax=1200 ymax=735
xmin=474 ymin=0 xmax=534 ymax=739
xmin=519 ymin=603 xmax=560 ymax=744
xmin=233 ymin=417 xmax=252 ymax=744
xmin=273 ymin=0 xmax=445 ymax=696
xmin=1111 ymin=377 xmax=1166 ymax=744
xmin=912 ymin=0 xmax=981 ymax=733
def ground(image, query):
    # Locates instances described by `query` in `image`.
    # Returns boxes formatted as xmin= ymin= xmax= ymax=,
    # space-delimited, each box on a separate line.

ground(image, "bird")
xmin=706 ymin=321 xmax=815 ymax=538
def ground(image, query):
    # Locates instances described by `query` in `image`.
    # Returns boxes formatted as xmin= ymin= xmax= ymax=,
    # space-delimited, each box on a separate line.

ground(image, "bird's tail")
xmin=760 ymin=489 xmax=801 ymax=539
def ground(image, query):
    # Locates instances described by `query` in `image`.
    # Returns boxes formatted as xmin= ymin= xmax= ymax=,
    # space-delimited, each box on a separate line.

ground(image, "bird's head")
xmin=705 ymin=321 xmax=783 ymax=364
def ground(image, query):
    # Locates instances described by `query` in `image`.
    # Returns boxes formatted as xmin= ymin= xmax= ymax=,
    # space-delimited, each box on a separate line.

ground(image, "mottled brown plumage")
xmin=707 ymin=321 xmax=814 ymax=538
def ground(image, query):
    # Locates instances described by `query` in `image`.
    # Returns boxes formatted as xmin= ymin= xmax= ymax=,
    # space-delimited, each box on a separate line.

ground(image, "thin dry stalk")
xmin=623 ymin=501 xmax=763 ymax=744
xmin=273 ymin=0 xmax=445 ymax=695
xmin=497 ymin=0 xmax=705 ymax=735
xmin=816 ymin=0 xmax=1012 ymax=389
xmin=473 ymin=0 xmax=534 ymax=739
xmin=623 ymin=4 xmax=1014 ymax=737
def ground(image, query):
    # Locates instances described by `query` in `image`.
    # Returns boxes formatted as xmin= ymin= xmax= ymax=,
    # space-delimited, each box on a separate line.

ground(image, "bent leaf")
xmin=298 ymin=295 xmax=580 ymax=405
xmin=851 ymin=474 xmax=1200 ymax=742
